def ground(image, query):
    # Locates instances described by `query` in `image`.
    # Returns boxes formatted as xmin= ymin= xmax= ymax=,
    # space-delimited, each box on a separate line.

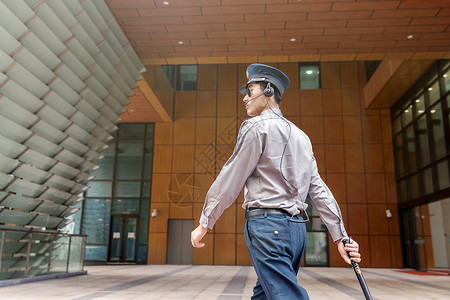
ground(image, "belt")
xmin=245 ymin=208 xmax=290 ymax=219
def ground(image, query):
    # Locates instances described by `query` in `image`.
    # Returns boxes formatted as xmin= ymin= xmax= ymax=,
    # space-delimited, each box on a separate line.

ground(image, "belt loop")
xmin=264 ymin=209 xmax=268 ymax=218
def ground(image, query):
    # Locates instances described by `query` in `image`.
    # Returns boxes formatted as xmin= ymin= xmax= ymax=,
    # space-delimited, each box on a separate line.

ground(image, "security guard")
xmin=191 ymin=63 xmax=361 ymax=299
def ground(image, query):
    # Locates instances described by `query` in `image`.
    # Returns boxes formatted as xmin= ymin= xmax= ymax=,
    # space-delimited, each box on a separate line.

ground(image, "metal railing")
xmin=0 ymin=227 xmax=87 ymax=281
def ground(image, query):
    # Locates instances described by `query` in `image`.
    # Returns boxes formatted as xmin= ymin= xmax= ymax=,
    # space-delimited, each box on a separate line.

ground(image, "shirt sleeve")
xmin=308 ymin=156 xmax=348 ymax=242
xmin=199 ymin=122 xmax=263 ymax=229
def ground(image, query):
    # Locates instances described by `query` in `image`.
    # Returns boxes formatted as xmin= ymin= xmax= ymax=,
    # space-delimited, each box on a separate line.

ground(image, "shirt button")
xmin=274 ymin=230 xmax=279 ymax=235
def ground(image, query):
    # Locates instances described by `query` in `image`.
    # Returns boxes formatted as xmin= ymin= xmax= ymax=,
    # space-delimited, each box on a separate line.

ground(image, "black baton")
xmin=342 ymin=237 xmax=373 ymax=300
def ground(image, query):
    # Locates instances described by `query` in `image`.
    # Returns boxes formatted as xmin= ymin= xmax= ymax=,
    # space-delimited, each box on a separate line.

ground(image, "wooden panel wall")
xmin=148 ymin=62 xmax=402 ymax=268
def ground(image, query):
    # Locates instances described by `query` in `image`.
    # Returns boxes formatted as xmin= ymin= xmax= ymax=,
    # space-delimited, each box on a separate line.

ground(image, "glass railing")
xmin=0 ymin=228 xmax=87 ymax=281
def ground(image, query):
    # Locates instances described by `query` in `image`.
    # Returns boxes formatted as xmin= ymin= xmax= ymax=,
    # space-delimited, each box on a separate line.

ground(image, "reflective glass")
xmin=398 ymin=179 xmax=408 ymax=202
xmin=114 ymin=181 xmax=141 ymax=197
xmin=81 ymin=198 xmax=111 ymax=244
xmin=91 ymin=146 xmax=114 ymax=180
xmin=305 ymin=232 xmax=328 ymax=266
xmin=405 ymin=125 xmax=417 ymax=174
xmin=421 ymin=167 xmax=434 ymax=195
xmin=437 ymin=161 xmax=450 ymax=190
xmin=300 ymin=64 xmax=320 ymax=89
xmin=414 ymin=94 xmax=425 ymax=116
xmin=86 ymin=181 xmax=112 ymax=197
xmin=112 ymin=198 xmax=140 ymax=214
xmin=402 ymin=104 xmax=413 ymax=127
xmin=444 ymin=69 xmax=450 ymax=92
xmin=115 ymin=140 xmax=143 ymax=180
xmin=161 ymin=65 xmax=175 ymax=87
xmin=84 ymin=245 xmax=107 ymax=261
xmin=427 ymin=80 xmax=440 ymax=106
xmin=429 ymin=103 xmax=447 ymax=160
xmin=394 ymin=134 xmax=405 ymax=177
xmin=49 ymin=235 xmax=69 ymax=274
xmin=176 ymin=65 xmax=197 ymax=91
xmin=392 ymin=116 xmax=402 ymax=135
xmin=118 ymin=123 xmax=145 ymax=139
xmin=409 ymin=174 xmax=420 ymax=200
xmin=417 ymin=114 xmax=430 ymax=167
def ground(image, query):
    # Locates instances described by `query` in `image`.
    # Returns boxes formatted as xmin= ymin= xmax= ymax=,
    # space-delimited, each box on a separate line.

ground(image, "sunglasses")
xmin=246 ymin=87 xmax=261 ymax=97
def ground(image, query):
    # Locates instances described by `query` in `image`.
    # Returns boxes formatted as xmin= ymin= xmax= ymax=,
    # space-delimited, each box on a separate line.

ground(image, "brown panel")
xmin=154 ymin=122 xmax=173 ymax=145
xmin=153 ymin=145 xmax=173 ymax=173
xmin=322 ymin=89 xmax=342 ymax=116
xmin=361 ymin=115 xmax=382 ymax=144
xmin=424 ymin=236 xmax=435 ymax=269
xmin=343 ymin=116 xmax=362 ymax=144
xmin=195 ymin=144 xmax=216 ymax=175
xmin=216 ymin=144 xmax=234 ymax=171
xmin=327 ymin=236 xmax=348 ymax=267
xmin=217 ymin=117 xmax=238 ymax=144
xmin=300 ymin=89 xmax=323 ymax=116
xmin=193 ymin=234 xmax=214 ymax=265
xmin=149 ymin=203 xmax=170 ymax=232
xmin=169 ymin=173 xmax=200 ymax=206
xmin=214 ymin=233 xmax=236 ymax=265
xmin=344 ymin=144 xmax=364 ymax=173
xmin=380 ymin=115 xmax=393 ymax=144
xmin=370 ymin=235 xmax=391 ymax=267
xmin=387 ymin=204 xmax=401 ymax=235
xmin=325 ymin=144 xmax=345 ymax=173
xmin=321 ymin=62 xmax=340 ymax=89
xmin=383 ymin=144 xmax=396 ymax=174
xmin=174 ymin=91 xmax=197 ymax=118
xmin=332 ymin=1 xmax=399 ymax=11
xmin=218 ymin=91 xmax=238 ymax=117
xmin=385 ymin=174 xmax=398 ymax=204
xmin=198 ymin=65 xmax=218 ymax=91
xmin=236 ymin=233 xmax=252 ymax=266
xmin=196 ymin=118 xmax=216 ymax=145
xmin=324 ymin=173 xmax=346 ymax=204
xmin=346 ymin=173 xmax=367 ymax=204
xmin=390 ymin=235 xmax=403 ymax=268
xmin=194 ymin=174 xmax=214 ymax=202
xmin=347 ymin=204 xmax=369 ymax=234
xmin=341 ymin=89 xmax=361 ymax=116
xmin=148 ymin=233 xmax=167 ymax=264
xmin=236 ymin=205 xmax=246 ymax=234
xmin=313 ymin=144 xmax=326 ymax=173
xmin=364 ymin=144 xmax=385 ymax=173
xmin=278 ymin=63 xmax=299 ymax=89
xmin=421 ymin=204 xmax=432 ymax=236
xmin=282 ymin=89 xmax=300 ymax=116
xmin=172 ymin=145 xmax=195 ymax=173
xmin=300 ymin=116 xmax=324 ymax=144
xmin=151 ymin=174 xmax=172 ymax=202
xmin=368 ymin=204 xmax=389 ymax=235
xmin=197 ymin=91 xmax=217 ymax=117
xmin=169 ymin=202 xmax=193 ymax=219
xmin=366 ymin=173 xmax=387 ymax=204
xmin=173 ymin=118 xmax=196 ymax=145
xmin=324 ymin=116 xmax=344 ymax=144
xmin=339 ymin=62 xmax=360 ymax=88
xmin=214 ymin=203 xmax=237 ymax=234
xmin=218 ymin=64 xmax=238 ymax=90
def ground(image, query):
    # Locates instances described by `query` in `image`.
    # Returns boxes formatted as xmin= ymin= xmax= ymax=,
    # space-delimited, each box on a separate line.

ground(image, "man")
xmin=191 ymin=63 xmax=361 ymax=299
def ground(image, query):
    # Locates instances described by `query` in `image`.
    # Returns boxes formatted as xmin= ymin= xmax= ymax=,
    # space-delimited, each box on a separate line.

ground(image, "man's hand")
xmin=336 ymin=237 xmax=361 ymax=264
xmin=191 ymin=224 xmax=208 ymax=248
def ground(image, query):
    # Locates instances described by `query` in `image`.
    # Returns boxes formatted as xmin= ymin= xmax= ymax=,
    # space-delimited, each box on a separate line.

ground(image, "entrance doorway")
xmin=167 ymin=219 xmax=194 ymax=264
xmin=109 ymin=215 xmax=138 ymax=263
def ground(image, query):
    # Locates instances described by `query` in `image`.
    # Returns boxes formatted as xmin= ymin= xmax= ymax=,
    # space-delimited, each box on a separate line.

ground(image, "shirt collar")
xmin=260 ymin=108 xmax=283 ymax=117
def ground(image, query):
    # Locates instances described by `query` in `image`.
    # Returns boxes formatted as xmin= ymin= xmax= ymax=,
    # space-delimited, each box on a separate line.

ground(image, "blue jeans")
xmin=244 ymin=214 xmax=309 ymax=300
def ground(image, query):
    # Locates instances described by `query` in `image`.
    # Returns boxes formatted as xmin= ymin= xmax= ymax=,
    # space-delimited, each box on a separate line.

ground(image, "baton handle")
xmin=342 ymin=238 xmax=373 ymax=300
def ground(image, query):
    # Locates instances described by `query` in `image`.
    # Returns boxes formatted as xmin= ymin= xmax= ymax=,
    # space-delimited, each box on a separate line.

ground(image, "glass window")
xmin=161 ymin=65 xmax=175 ymax=87
xmin=402 ymin=104 xmax=413 ymax=127
xmin=430 ymin=103 xmax=447 ymax=160
xmin=421 ymin=167 xmax=434 ymax=195
xmin=86 ymin=181 xmax=112 ymax=197
xmin=417 ymin=114 xmax=430 ymax=167
xmin=398 ymin=179 xmax=408 ymax=202
xmin=114 ymin=181 xmax=141 ymax=197
xmin=176 ymin=65 xmax=197 ymax=91
xmin=115 ymin=140 xmax=144 ymax=180
xmin=427 ymin=80 xmax=440 ymax=107
xmin=118 ymin=123 xmax=145 ymax=139
xmin=394 ymin=134 xmax=405 ymax=177
xmin=299 ymin=63 xmax=321 ymax=89
xmin=392 ymin=116 xmax=402 ymax=135
xmin=443 ymin=69 xmax=450 ymax=92
xmin=409 ymin=174 xmax=420 ymax=200
xmin=91 ymin=146 xmax=115 ymax=180
xmin=112 ymin=198 xmax=140 ymax=214
xmin=437 ymin=161 xmax=450 ymax=190
xmin=405 ymin=125 xmax=417 ymax=174
xmin=81 ymin=198 xmax=111 ymax=245
xmin=305 ymin=232 xmax=328 ymax=266
xmin=414 ymin=94 xmax=425 ymax=116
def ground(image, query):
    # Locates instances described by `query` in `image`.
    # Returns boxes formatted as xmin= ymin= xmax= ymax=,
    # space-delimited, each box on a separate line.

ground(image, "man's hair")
xmin=256 ymin=82 xmax=282 ymax=106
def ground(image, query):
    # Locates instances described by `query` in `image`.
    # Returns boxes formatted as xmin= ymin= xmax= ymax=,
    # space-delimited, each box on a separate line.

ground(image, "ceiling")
xmin=107 ymin=0 xmax=450 ymax=122
xmin=106 ymin=0 xmax=450 ymax=65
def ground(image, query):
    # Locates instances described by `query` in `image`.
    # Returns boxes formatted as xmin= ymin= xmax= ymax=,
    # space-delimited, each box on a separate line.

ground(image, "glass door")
xmin=109 ymin=215 xmax=138 ymax=263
